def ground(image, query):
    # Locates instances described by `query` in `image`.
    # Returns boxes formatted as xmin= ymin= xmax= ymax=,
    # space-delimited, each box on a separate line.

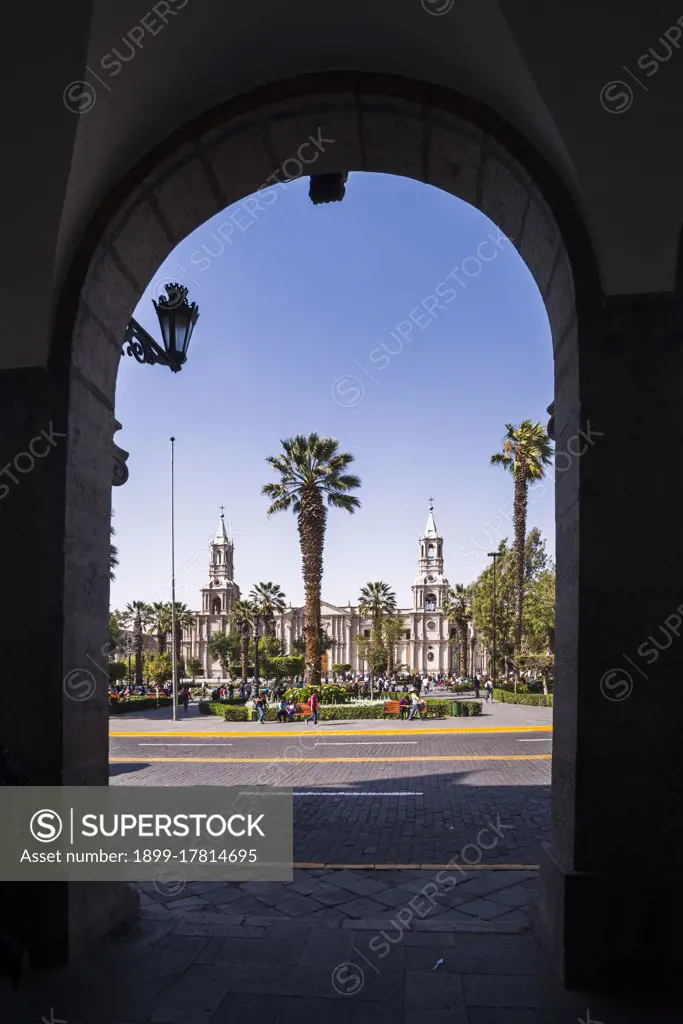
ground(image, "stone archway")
xmin=31 ymin=70 xmax=595 ymax=969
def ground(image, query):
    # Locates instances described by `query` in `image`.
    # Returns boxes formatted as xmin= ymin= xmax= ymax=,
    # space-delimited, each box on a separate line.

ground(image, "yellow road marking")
xmin=111 ymin=726 xmax=552 ymax=738
xmin=110 ymin=754 xmax=551 ymax=763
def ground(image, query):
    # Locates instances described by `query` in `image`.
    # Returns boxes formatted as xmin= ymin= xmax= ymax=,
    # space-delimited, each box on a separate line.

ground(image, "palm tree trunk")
xmin=298 ymin=487 xmax=326 ymax=686
xmin=241 ymin=626 xmax=249 ymax=684
xmin=513 ymin=464 xmax=528 ymax=690
xmin=134 ymin=615 xmax=143 ymax=685
xmin=253 ymin=620 xmax=260 ymax=697
xmin=157 ymin=631 xmax=167 ymax=656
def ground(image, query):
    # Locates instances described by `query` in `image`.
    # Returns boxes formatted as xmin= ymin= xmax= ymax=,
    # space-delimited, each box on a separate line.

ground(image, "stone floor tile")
xmin=211 ymin=992 xmax=279 ymax=1024
xmin=486 ymin=884 xmax=535 ymax=908
xmin=404 ymin=970 xmax=466 ymax=1010
xmin=309 ymin=884 xmax=358 ymax=906
xmin=458 ymin=898 xmax=513 ymax=920
xmin=273 ymin=893 xmax=327 ymax=917
xmin=150 ymin=961 xmax=235 ymax=1023
xmin=218 ymin=895 xmax=271 ymax=916
xmin=299 ymin=928 xmax=358 ymax=966
xmin=336 ymin=897 xmax=394 ymax=919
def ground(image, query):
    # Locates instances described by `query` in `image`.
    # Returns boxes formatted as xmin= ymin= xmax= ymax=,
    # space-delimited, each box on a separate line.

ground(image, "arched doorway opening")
xmin=33 ymin=71 xmax=595 ymax=971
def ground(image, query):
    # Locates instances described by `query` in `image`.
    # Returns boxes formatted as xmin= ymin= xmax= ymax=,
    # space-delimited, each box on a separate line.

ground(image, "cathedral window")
xmin=427 ymin=652 xmax=435 ymax=662
xmin=428 ymin=544 xmax=435 ymax=558
xmin=212 ymin=597 xmax=221 ymax=614
xmin=404 ymin=630 xmax=410 ymax=640
xmin=425 ymin=593 xmax=437 ymax=611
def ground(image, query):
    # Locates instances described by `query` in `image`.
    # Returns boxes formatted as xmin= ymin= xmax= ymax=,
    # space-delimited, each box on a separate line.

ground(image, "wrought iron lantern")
xmin=124 ymin=283 xmax=199 ymax=372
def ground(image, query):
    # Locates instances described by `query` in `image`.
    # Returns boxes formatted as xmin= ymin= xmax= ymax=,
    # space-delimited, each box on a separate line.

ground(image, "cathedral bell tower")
xmin=411 ymin=500 xmax=451 ymax=673
xmin=201 ymin=508 xmax=239 ymax=617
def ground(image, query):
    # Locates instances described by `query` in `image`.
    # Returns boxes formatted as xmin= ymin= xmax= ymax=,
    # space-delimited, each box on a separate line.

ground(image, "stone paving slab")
xmin=3 ymin=912 xmax=678 ymax=1024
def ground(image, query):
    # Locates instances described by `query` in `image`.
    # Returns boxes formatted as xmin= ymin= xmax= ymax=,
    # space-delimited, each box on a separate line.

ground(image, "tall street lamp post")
xmin=170 ymin=437 xmax=178 ymax=722
xmin=488 ymin=551 xmax=501 ymax=690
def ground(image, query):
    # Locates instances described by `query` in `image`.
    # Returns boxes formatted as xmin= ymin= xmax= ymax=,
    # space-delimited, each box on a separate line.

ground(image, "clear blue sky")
xmin=111 ymin=172 xmax=554 ymax=613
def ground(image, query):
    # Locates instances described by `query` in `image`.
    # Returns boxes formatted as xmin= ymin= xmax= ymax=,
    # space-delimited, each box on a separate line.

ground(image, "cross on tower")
xmin=428 ymin=496 xmax=434 ymax=509
xmin=219 ymin=504 xmax=225 ymax=518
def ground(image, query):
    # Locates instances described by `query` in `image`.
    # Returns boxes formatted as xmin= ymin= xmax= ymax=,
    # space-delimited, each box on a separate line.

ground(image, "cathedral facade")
xmin=183 ymin=505 xmax=480 ymax=677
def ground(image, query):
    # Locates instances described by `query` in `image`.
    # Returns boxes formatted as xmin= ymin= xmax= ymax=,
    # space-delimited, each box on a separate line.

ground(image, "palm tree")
xmin=123 ymin=601 xmax=152 ymax=685
xmin=172 ymin=602 xmax=195 ymax=676
xmin=150 ymin=602 xmax=172 ymax=656
xmin=109 ymin=517 xmax=119 ymax=582
xmin=263 ymin=434 xmax=361 ymax=685
xmin=250 ymin=581 xmax=287 ymax=636
xmin=491 ymin=420 xmax=553 ymax=682
xmin=444 ymin=584 xmax=471 ymax=677
xmin=229 ymin=600 xmax=256 ymax=685
xmin=358 ymin=581 xmax=397 ymax=694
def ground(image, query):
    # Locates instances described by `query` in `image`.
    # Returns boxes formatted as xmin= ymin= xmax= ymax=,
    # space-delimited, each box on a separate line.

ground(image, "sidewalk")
xmin=110 ymin=701 xmax=553 ymax=735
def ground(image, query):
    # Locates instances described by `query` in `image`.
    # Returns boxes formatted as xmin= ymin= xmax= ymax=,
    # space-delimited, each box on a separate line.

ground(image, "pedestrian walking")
xmin=408 ymin=689 xmax=423 ymax=721
xmin=180 ymin=685 xmax=190 ymax=713
xmin=306 ymin=690 xmax=319 ymax=725
xmin=255 ymin=693 xmax=268 ymax=723
xmin=484 ymin=678 xmax=494 ymax=703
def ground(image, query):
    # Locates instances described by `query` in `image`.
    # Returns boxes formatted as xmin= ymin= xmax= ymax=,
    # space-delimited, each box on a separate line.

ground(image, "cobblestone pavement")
xmin=110 ymin=730 xmax=551 ymax=866
xmin=136 ymin=867 xmax=540 ymax=930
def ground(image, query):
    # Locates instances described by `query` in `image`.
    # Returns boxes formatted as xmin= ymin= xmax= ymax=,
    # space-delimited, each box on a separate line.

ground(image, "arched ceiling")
xmin=4 ymin=0 xmax=682 ymax=369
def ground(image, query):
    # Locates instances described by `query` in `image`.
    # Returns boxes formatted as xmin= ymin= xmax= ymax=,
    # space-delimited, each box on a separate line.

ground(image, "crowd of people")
xmin=108 ymin=672 xmax=502 ymax=717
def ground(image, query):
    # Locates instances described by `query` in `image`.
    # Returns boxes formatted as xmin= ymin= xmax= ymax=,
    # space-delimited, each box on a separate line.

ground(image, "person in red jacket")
xmin=306 ymin=690 xmax=319 ymax=725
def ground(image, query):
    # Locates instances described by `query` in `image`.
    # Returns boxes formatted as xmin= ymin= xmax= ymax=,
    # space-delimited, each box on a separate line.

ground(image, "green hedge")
xmin=109 ymin=697 xmax=172 ymax=715
xmin=198 ymin=700 xmax=455 ymax=722
xmin=457 ymin=701 xmax=483 ymax=717
xmin=282 ymin=684 xmax=349 ymax=704
xmin=493 ymin=689 xmax=553 ymax=707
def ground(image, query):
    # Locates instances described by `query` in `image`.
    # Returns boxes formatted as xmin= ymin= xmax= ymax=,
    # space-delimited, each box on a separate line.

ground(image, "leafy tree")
xmin=521 ymin=567 xmax=555 ymax=693
xmin=109 ymin=610 xmax=125 ymax=650
xmin=256 ymin=634 xmax=283 ymax=678
xmin=186 ymin=657 xmax=203 ymax=683
xmin=443 ymin=584 xmax=471 ymax=676
xmin=470 ymin=532 xmax=555 ymax=686
xmin=491 ymin=421 xmax=553 ymax=678
xmin=208 ymin=630 xmax=241 ymax=675
xmin=355 ymin=633 xmax=388 ymax=679
xmin=144 ymin=651 xmax=173 ymax=686
xmin=109 ymin=661 xmax=127 ymax=682
xmin=269 ymin=655 xmax=305 ymax=681
xmin=123 ymin=601 xmax=152 ymax=685
xmin=263 ymin=434 xmax=361 ymax=685
xmin=331 ymin=662 xmax=352 ymax=680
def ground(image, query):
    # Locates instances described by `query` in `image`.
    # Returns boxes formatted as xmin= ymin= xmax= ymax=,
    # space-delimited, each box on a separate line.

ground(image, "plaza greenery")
xmin=197 ymin=699 xmax=461 ymax=721
xmin=282 ymin=683 xmax=348 ymax=704
xmin=109 ymin=696 xmax=173 ymax=714
xmin=109 ymin=661 xmax=127 ymax=682
xmin=492 ymin=688 xmax=553 ymax=707
xmin=143 ymin=651 xmax=173 ymax=686
xmin=469 ymin=528 xmax=555 ymax=692
xmin=263 ymin=433 xmax=361 ymax=686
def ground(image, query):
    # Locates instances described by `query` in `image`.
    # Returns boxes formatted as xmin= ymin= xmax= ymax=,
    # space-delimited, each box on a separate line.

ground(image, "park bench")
xmin=383 ymin=700 xmax=408 ymax=719
xmin=384 ymin=699 xmax=428 ymax=719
